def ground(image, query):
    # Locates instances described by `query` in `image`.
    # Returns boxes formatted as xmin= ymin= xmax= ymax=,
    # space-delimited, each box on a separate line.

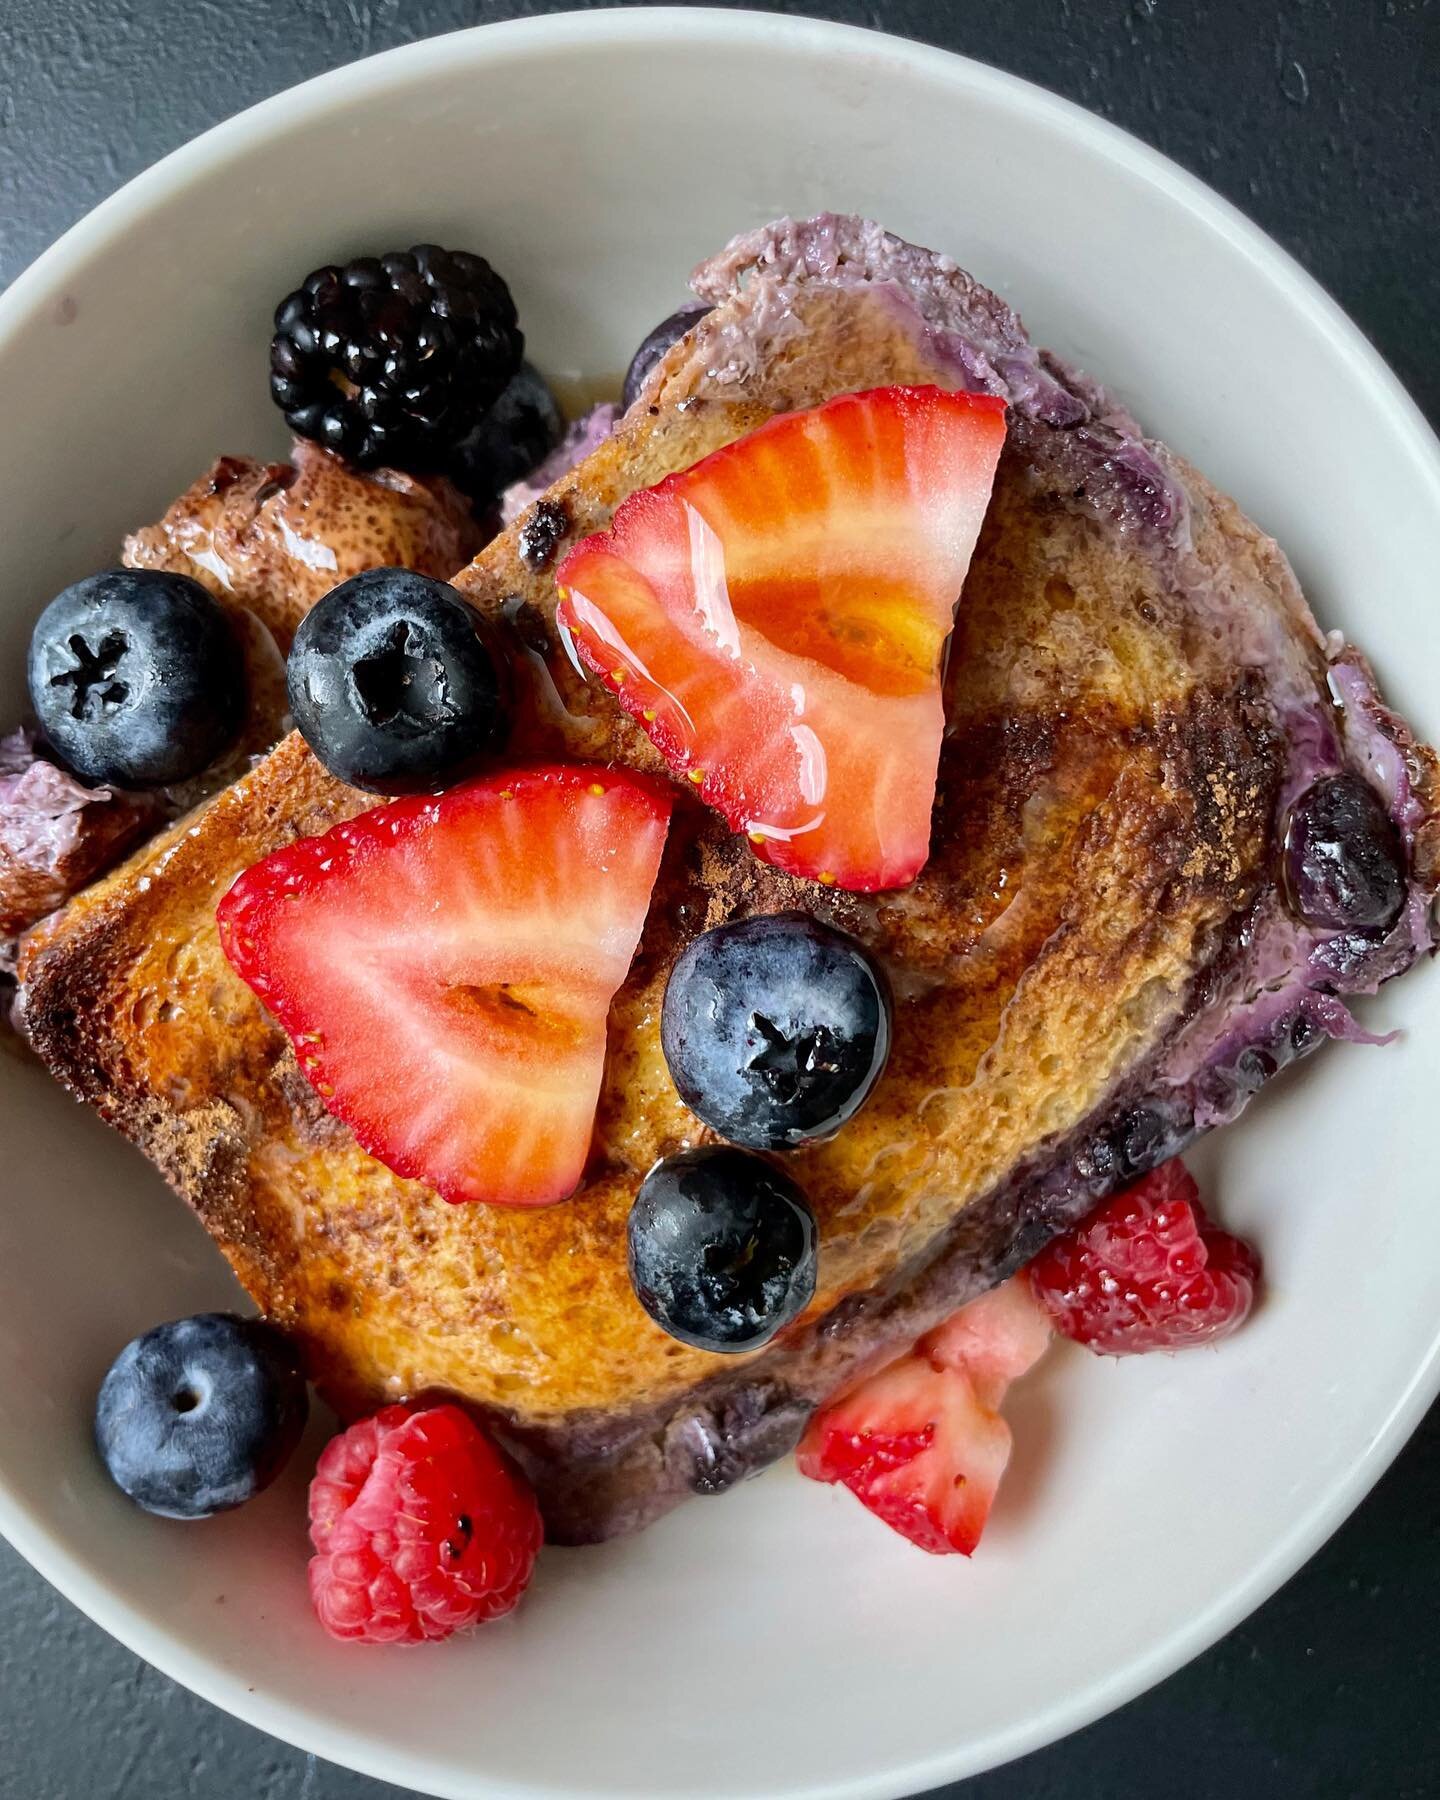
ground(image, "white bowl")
xmin=2 ymin=10 xmax=1437 ymax=1798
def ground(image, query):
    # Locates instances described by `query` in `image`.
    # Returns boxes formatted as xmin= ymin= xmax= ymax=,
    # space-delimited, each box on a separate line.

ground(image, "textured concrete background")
xmin=0 ymin=1 xmax=1436 ymax=1796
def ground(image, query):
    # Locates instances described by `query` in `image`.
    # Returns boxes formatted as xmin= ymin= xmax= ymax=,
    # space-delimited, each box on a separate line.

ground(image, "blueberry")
xmin=1283 ymin=772 xmax=1406 ymax=933
xmin=661 ymin=912 xmax=892 ymax=1151
xmin=621 ymin=303 xmax=711 ymax=411
xmin=27 ymin=569 xmax=245 ymax=787
xmin=287 ymin=567 xmax=509 ymax=793
xmin=628 ymin=1147 xmax=818 ymax=1352
xmin=94 ymin=1313 xmax=308 ymax=1519
xmin=451 ymin=362 xmax=564 ymax=503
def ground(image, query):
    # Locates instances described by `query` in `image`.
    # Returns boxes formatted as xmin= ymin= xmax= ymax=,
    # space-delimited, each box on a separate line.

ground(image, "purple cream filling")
xmin=0 ymin=729 xmax=161 ymax=1031
xmin=688 ymin=214 xmax=1186 ymax=538
xmin=500 ymin=403 xmax=621 ymax=525
xmin=0 ymin=729 xmax=112 ymax=873
xmin=1158 ymin=651 xmax=1434 ymax=1124
xmin=0 ymin=730 xmax=157 ymax=963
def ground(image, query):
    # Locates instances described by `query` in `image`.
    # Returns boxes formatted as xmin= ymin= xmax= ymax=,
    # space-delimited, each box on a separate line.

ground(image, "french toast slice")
xmin=21 ymin=217 xmax=1439 ymax=1543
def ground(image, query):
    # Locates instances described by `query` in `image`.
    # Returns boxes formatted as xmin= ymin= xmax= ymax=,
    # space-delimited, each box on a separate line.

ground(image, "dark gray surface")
xmin=0 ymin=2 xmax=1436 ymax=1797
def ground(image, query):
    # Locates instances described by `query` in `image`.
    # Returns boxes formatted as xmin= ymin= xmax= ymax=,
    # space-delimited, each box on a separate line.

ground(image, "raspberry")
xmin=307 ymin=1404 xmax=542 ymax=1644
xmin=1027 ymin=1160 xmax=1260 ymax=1354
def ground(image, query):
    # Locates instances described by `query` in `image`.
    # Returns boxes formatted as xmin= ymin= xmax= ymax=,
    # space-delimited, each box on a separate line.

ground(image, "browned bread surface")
xmin=123 ymin=440 xmax=483 ymax=650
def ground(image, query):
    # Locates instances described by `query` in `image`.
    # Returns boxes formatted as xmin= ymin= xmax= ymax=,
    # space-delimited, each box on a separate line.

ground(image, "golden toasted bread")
xmin=123 ymin=440 xmax=482 ymax=651
xmin=22 ymin=218 xmax=1438 ymax=1541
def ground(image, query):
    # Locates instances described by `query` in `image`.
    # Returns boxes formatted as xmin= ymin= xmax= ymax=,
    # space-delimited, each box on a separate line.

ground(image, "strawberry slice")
xmin=797 ymin=1277 xmax=1051 ymax=1555
xmin=217 ymin=765 xmax=671 ymax=1206
xmin=555 ymin=385 xmax=1006 ymax=892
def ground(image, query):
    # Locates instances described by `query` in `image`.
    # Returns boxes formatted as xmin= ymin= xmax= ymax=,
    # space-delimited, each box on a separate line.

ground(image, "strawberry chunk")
xmin=797 ymin=1277 xmax=1051 ymax=1555
xmin=555 ymin=385 xmax=1006 ymax=891
xmin=1027 ymin=1160 xmax=1261 ymax=1353
xmin=218 ymin=765 xmax=671 ymax=1206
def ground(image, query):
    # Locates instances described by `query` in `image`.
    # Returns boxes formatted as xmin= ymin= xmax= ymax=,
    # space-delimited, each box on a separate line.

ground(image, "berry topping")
xmin=661 ymin=911 xmax=891 ymax=1150
xmin=1026 ymin=1159 xmax=1261 ymax=1354
xmin=797 ymin=1278 xmax=1051 ymax=1555
xmin=556 ymin=384 xmax=1007 ymax=891
xmin=218 ymin=765 xmax=670 ymax=1206
xmin=621 ymin=302 xmax=711 ymax=411
xmin=518 ymin=498 xmax=571 ymax=573
xmin=628 ymin=1146 xmax=818 ymax=1352
xmin=0 ymin=726 xmax=159 ymax=938
xmin=1283 ymin=771 xmax=1407 ymax=934
xmin=94 ymin=1313 xmax=307 ymax=1520
xmin=27 ymin=569 xmax=245 ymax=788
xmin=269 ymin=246 xmax=523 ymax=474
xmin=451 ymin=362 xmax=564 ymax=505
xmin=286 ymin=567 xmax=509 ymax=795
xmin=308 ymin=1404 xmax=542 ymax=1644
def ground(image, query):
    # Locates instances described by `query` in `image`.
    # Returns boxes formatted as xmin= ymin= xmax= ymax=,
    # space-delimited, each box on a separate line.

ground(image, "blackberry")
xmin=269 ymin=246 xmax=523 ymax=475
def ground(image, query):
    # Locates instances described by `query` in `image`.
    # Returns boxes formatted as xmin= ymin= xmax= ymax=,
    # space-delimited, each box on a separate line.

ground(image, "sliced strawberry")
xmin=217 ymin=765 xmax=671 ymax=1206
xmin=797 ymin=1277 xmax=1051 ymax=1555
xmin=555 ymin=385 xmax=1006 ymax=892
